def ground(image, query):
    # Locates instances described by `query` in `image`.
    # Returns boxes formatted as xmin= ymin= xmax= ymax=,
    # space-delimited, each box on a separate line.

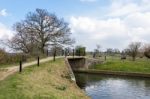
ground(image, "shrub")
xmin=0 ymin=48 xmax=7 ymax=64
xmin=75 ymin=46 xmax=86 ymax=56
xmin=144 ymin=48 xmax=150 ymax=59
xmin=0 ymin=48 xmax=29 ymax=65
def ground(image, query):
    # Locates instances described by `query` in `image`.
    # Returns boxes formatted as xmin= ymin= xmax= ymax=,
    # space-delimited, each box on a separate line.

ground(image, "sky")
xmin=0 ymin=0 xmax=150 ymax=51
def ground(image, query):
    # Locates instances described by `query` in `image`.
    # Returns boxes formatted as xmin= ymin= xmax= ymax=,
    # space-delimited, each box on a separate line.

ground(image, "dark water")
xmin=74 ymin=73 xmax=150 ymax=99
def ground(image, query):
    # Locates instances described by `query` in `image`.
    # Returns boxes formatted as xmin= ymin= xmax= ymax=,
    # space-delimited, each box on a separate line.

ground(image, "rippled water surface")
xmin=74 ymin=73 xmax=150 ymax=99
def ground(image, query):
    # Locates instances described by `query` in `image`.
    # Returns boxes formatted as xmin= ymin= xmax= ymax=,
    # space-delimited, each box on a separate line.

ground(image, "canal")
xmin=74 ymin=73 xmax=150 ymax=99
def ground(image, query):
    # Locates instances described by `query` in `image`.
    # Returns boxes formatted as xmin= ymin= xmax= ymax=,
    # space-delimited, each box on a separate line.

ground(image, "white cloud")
xmin=70 ymin=16 xmax=128 ymax=50
xmin=124 ymin=12 xmax=150 ymax=28
xmin=0 ymin=23 xmax=14 ymax=40
xmin=124 ymin=12 xmax=150 ymax=43
xmin=0 ymin=9 xmax=8 ymax=16
xmin=108 ymin=3 xmax=140 ymax=17
xmin=70 ymin=12 xmax=150 ymax=51
xmin=69 ymin=0 xmax=150 ymax=51
xmin=108 ymin=0 xmax=150 ymax=17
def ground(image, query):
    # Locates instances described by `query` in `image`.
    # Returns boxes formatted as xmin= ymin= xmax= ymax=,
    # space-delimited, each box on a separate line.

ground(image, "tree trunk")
xmin=41 ymin=43 xmax=45 ymax=54
xmin=42 ymin=49 xmax=44 ymax=54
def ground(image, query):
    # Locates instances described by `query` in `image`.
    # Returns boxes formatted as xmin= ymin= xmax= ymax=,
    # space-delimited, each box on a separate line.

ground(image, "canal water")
xmin=74 ymin=73 xmax=150 ymax=99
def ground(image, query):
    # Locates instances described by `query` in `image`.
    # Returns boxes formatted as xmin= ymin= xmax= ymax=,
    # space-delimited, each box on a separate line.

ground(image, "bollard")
xmin=105 ymin=56 xmax=106 ymax=61
xmin=93 ymin=53 xmax=95 ymax=58
xmin=47 ymin=50 xmax=49 ymax=57
xmin=62 ymin=50 xmax=64 ymax=56
xmin=73 ymin=49 xmax=74 ymax=58
xmin=19 ymin=60 xmax=22 ymax=73
xmin=53 ymin=49 xmax=56 ymax=61
xmin=65 ymin=50 xmax=67 ymax=57
xmin=37 ymin=56 xmax=40 ymax=66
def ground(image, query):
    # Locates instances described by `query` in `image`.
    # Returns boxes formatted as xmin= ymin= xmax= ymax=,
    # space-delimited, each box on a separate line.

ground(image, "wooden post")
xmin=37 ymin=56 xmax=40 ymax=66
xmin=19 ymin=60 xmax=22 ymax=72
xmin=53 ymin=49 xmax=56 ymax=61
xmin=93 ymin=52 xmax=95 ymax=58
xmin=105 ymin=56 xmax=106 ymax=61
xmin=47 ymin=49 xmax=49 ymax=57
xmin=62 ymin=50 xmax=64 ymax=56
xmin=73 ymin=49 xmax=74 ymax=58
xmin=65 ymin=49 xmax=67 ymax=57
xmin=79 ymin=50 xmax=81 ymax=56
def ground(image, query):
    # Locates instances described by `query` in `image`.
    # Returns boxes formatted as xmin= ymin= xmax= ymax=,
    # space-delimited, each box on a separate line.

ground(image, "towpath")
xmin=0 ymin=56 xmax=63 ymax=81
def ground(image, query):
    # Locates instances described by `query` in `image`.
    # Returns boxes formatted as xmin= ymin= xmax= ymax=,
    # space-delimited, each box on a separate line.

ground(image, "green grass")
xmin=92 ymin=56 xmax=150 ymax=73
xmin=0 ymin=58 xmax=89 ymax=99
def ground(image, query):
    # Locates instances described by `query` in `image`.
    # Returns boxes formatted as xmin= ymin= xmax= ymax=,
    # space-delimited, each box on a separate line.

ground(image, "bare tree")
xmin=113 ymin=48 xmax=120 ymax=54
xmin=96 ymin=44 xmax=101 ymax=57
xmin=8 ymin=8 xmax=74 ymax=56
xmin=8 ymin=22 xmax=37 ymax=54
xmin=127 ymin=42 xmax=141 ymax=61
xmin=106 ymin=48 xmax=113 ymax=55
xmin=144 ymin=44 xmax=150 ymax=59
xmin=50 ymin=45 xmax=63 ymax=61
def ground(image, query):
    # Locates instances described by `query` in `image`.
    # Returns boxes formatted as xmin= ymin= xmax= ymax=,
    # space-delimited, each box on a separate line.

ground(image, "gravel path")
xmin=0 ymin=56 xmax=63 ymax=81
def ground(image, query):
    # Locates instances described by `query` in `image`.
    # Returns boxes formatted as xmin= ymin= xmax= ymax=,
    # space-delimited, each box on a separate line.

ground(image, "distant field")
xmin=0 ymin=58 xmax=89 ymax=99
xmin=91 ymin=55 xmax=150 ymax=73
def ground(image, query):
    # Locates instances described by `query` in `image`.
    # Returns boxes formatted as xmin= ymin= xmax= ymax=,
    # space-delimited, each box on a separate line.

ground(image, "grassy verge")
xmin=92 ymin=57 xmax=150 ymax=73
xmin=0 ymin=58 xmax=89 ymax=99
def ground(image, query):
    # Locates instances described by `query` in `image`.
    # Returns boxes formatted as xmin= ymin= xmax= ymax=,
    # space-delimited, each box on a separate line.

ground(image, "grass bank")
xmin=0 ymin=58 xmax=89 ymax=99
xmin=92 ymin=57 xmax=150 ymax=74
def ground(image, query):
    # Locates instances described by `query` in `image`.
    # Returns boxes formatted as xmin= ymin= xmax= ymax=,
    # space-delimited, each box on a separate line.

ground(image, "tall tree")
xmin=9 ymin=8 xmax=74 ymax=55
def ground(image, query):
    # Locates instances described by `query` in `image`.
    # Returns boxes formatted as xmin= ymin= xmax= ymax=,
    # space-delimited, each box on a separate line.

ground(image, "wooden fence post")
xmin=73 ymin=49 xmax=74 ymax=58
xmin=37 ymin=56 xmax=40 ymax=66
xmin=105 ymin=56 xmax=106 ymax=61
xmin=19 ymin=60 xmax=22 ymax=72
xmin=47 ymin=50 xmax=49 ymax=57
xmin=65 ymin=49 xmax=67 ymax=57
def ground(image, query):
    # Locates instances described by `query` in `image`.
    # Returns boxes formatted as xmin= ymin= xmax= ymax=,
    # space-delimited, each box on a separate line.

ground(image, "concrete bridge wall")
xmin=67 ymin=57 xmax=102 ymax=70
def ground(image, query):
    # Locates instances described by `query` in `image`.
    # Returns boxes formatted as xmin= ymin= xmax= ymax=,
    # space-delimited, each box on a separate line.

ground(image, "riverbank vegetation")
xmin=0 ymin=58 xmax=89 ymax=99
xmin=92 ymin=56 xmax=150 ymax=73
xmin=0 ymin=48 xmax=48 ymax=68
xmin=89 ymin=42 xmax=150 ymax=74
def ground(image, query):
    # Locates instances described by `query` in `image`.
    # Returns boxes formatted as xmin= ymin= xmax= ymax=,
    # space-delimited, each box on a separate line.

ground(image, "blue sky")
xmin=0 ymin=0 xmax=110 ymax=25
xmin=0 ymin=0 xmax=150 ymax=51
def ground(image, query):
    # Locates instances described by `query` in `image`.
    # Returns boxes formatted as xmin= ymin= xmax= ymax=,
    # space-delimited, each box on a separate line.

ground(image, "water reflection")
xmin=75 ymin=73 xmax=150 ymax=99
